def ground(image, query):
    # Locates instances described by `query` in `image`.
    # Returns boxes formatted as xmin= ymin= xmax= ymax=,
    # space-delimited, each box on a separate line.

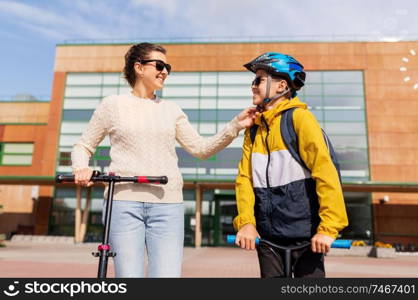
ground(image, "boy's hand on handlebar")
xmin=311 ymin=233 xmax=335 ymax=253
xmin=74 ymin=167 xmax=94 ymax=187
xmin=235 ymin=224 xmax=260 ymax=251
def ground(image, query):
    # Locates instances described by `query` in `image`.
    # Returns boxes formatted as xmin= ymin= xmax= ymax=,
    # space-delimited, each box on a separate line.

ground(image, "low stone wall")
xmin=10 ymin=234 xmax=74 ymax=244
xmin=327 ymin=246 xmax=396 ymax=258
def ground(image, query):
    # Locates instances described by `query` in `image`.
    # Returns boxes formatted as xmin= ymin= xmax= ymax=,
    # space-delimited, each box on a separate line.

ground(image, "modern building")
xmin=1 ymin=40 xmax=418 ymax=247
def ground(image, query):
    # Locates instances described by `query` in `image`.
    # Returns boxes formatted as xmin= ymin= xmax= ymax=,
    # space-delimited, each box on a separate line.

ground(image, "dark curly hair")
xmin=123 ymin=43 xmax=167 ymax=88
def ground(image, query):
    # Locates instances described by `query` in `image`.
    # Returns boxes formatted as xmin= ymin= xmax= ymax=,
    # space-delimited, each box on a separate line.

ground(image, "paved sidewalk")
xmin=1 ymin=242 xmax=418 ymax=278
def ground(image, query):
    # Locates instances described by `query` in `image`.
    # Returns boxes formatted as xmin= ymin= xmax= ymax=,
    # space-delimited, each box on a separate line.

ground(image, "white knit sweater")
xmin=71 ymin=93 xmax=244 ymax=203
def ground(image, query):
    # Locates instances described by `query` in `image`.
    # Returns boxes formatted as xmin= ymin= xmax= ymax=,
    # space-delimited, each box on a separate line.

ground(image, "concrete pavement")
xmin=1 ymin=241 xmax=418 ymax=278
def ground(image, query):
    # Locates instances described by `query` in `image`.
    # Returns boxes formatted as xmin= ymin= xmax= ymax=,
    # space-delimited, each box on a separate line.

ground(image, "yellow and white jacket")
xmin=233 ymin=97 xmax=348 ymax=239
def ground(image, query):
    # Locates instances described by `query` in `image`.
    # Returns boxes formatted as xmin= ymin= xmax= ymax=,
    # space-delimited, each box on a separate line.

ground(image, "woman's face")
xmin=251 ymin=69 xmax=287 ymax=105
xmin=135 ymin=50 xmax=170 ymax=90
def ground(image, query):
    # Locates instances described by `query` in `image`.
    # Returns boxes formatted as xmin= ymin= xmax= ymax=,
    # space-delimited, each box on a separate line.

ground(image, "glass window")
xmin=66 ymin=73 xmax=102 ymax=85
xmin=3 ymin=143 xmax=34 ymax=153
xmin=61 ymin=122 xmax=88 ymax=134
xmin=65 ymin=86 xmax=102 ymax=98
xmin=165 ymin=73 xmax=200 ymax=85
xmin=163 ymin=86 xmax=200 ymax=97
xmin=201 ymin=73 xmax=217 ymax=84
xmin=2 ymin=155 xmax=32 ymax=165
xmin=304 ymin=83 xmax=323 ymax=96
xmin=62 ymin=110 xmax=94 ymax=121
xmin=323 ymin=96 xmax=364 ymax=107
xmin=58 ymin=70 xmax=369 ymax=183
xmin=63 ymin=99 xmax=100 ymax=110
xmin=218 ymin=86 xmax=251 ymax=97
xmin=102 ymin=87 xmax=119 ymax=97
xmin=328 ymin=135 xmax=368 ymax=149
xmin=324 ymin=109 xmax=365 ymax=122
xmin=102 ymin=73 xmax=122 ymax=85
xmin=323 ymin=84 xmax=363 ymax=97
xmin=322 ymin=71 xmax=363 ymax=83
xmin=0 ymin=143 xmax=34 ymax=166
xmin=324 ymin=122 xmax=366 ymax=135
xmin=305 ymin=72 xmax=322 ymax=83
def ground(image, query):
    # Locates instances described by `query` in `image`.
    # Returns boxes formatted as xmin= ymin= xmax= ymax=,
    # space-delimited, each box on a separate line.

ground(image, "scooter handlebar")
xmin=55 ymin=174 xmax=76 ymax=183
xmin=136 ymin=176 xmax=168 ymax=184
xmin=55 ymin=172 xmax=168 ymax=185
xmin=226 ymin=235 xmax=351 ymax=249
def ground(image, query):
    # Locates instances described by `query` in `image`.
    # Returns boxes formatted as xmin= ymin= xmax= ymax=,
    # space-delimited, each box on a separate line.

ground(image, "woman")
xmin=71 ymin=42 xmax=256 ymax=277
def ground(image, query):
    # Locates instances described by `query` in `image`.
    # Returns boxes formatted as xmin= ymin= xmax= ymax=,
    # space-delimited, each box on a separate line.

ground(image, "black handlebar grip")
xmin=55 ymin=174 xmax=75 ymax=183
xmin=136 ymin=176 xmax=168 ymax=184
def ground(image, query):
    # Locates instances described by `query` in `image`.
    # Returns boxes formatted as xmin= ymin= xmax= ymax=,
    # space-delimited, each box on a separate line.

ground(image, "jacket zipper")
xmin=261 ymin=115 xmax=273 ymax=233
xmin=261 ymin=116 xmax=271 ymax=189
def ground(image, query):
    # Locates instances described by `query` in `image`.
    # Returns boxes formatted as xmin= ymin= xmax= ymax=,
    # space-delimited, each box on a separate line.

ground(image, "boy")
xmin=233 ymin=52 xmax=348 ymax=278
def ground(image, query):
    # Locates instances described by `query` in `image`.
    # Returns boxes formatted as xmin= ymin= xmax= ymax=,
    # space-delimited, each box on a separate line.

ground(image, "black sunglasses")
xmin=252 ymin=76 xmax=284 ymax=86
xmin=139 ymin=59 xmax=171 ymax=74
xmin=252 ymin=76 xmax=263 ymax=86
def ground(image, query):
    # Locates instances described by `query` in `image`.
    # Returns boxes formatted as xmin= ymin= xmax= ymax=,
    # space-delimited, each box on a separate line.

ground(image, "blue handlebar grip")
xmin=331 ymin=239 xmax=351 ymax=249
xmin=227 ymin=235 xmax=260 ymax=245
xmin=227 ymin=235 xmax=351 ymax=249
xmin=226 ymin=235 xmax=236 ymax=244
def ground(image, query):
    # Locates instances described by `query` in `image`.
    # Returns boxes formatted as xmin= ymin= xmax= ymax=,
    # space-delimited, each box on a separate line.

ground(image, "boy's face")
xmin=251 ymin=69 xmax=288 ymax=105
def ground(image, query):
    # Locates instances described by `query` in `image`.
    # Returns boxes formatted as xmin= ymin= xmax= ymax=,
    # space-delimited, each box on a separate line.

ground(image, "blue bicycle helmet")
xmin=244 ymin=52 xmax=306 ymax=96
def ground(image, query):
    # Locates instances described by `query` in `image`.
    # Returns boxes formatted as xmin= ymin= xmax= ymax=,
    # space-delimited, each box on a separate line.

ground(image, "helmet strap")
xmin=258 ymin=75 xmax=290 ymax=112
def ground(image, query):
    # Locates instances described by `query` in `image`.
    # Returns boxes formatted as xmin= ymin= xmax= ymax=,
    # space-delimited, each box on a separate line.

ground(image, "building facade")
xmin=1 ymin=41 xmax=418 ymax=246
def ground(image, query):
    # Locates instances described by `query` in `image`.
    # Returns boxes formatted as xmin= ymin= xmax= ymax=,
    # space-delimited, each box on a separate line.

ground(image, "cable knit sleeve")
xmin=71 ymin=96 xmax=112 ymax=171
xmin=174 ymin=105 xmax=245 ymax=160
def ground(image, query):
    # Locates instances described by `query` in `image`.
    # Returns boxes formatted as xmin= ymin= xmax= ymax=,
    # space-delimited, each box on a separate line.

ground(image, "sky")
xmin=0 ymin=0 xmax=417 ymax=99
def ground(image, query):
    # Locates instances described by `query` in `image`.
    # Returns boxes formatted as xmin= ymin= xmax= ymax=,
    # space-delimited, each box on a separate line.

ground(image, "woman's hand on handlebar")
xmin=73 ymin=167 xmax=94 ymax=187
xmin=235 ymin=223 xmax=260 ymax=251
xmin=311 ymin=233 xmax=335 ymax=253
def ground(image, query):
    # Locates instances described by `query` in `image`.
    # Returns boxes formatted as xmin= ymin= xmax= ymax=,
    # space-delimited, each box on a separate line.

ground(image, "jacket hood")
xmin=254 ymin=96 xmax=307 ymax=125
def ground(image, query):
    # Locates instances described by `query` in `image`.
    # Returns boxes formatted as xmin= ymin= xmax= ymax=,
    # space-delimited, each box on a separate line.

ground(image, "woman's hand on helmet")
xmin=237 ymin=107 xmax=257 ymax=128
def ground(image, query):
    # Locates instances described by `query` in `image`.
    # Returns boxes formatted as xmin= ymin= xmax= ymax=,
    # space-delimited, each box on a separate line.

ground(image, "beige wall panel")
xmin=56 ymin=45 xmax=129 ymax=58
xmin=41 ymin=72 xmax=66 ymax=175
xmin=370 ymin=147 xmax=418 ymax=165
xmin=366 ymin=42 xmax=418 ymax=54
xmin=367 ymin=116 xmax=418 ymax=132
xmin=365 ymin=84 xmax=418 ymax=99
xmin=0 ymin=125 xmax=48 ymax=176
xmin=371 ymin=165 xmax=417 ymax=182
xmin=0 ymin=103 xmax=50 ymax=123
xmin=3 ymin=125 xmax=36 ymax=140
xmin=368 ymin=133 xmax=418 ymax=148
xmin=365 ymin=69 xmax=416 ymax=84
xmin=0 ymin=185 xmax=33 ymax=213
xmin=55 ymin=42 xmax=370 ymax=72
xmin=366 ymin=54 xmax=418 ymax=70
xmin=366 ymin=100 xmax=418 ymax=116
xmin=374 ymin=204 xmax=418 ymax=235
xmin=372 ymin=193 xmax=418 ymax=204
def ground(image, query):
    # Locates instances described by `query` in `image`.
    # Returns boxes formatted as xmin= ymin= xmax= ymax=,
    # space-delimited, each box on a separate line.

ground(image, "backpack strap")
xmin=321 ymin=129 xmax=342 ymax=183
xmin=249 ymin=124 xmax=259 ymax=145
xmin=281 ymin=108 xmax=342 ymax=183
xmin=280 ymin=108 xmax=309 ymax=170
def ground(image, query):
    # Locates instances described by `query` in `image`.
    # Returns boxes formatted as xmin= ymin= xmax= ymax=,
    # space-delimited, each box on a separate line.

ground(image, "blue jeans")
xmin=103 ymin=200 xmax=184 ymax=278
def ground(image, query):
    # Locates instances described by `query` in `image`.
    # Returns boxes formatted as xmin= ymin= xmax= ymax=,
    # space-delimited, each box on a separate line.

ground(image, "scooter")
xmin=227 ymin=235 xmax=351 ymax=278
xmin=55 ymin=171 xmax=168 ymax=278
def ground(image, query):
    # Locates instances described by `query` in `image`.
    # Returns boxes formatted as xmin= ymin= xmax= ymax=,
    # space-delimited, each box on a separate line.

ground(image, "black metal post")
xmin=284 ymin=249 xmax=292 ymax=278
xmin=97 ymin=179 xmax=115 ymax=278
